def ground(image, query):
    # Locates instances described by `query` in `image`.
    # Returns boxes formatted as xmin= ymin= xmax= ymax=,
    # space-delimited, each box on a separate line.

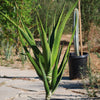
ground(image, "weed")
xmin=95 ymin=52 xmax=100 ymax=58
xmin=82 ymin=55 xmax=100 ymax=97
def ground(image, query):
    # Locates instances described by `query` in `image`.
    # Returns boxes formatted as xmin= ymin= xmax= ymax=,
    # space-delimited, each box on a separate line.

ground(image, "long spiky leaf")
xmin=51 ymin=46 xmax=63 ymax=92
xmin=39 ymin=55 xmax=50 ymax=95
xmin=53 ymin=13 xmax=78 ymax=93
xmin=36 ymin=12 xmax=51 ymax=73
xmin=49 ymin=6 xmax=65 ymax=50
xmin=58 ymin=14 xmax=78 ymax=77
xmin=50 ymin=0 xmax=78 ymax=70
xmin=19 ymin=31 xmax=43 ymax=79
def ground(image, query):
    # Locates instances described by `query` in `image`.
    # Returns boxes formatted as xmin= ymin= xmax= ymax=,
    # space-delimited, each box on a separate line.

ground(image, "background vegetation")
xmin=0 ymin=0 xmax=100 ymax=59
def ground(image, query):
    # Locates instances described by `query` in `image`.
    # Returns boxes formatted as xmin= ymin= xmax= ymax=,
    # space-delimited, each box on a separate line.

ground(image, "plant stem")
xmin=46 ymin=91 xmax=52 ymax=100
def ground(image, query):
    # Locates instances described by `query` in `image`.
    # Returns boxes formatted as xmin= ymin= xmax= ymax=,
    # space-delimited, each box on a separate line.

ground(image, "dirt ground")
xmin=0 ymin=34 xmax=100 ymax=75
xmin=0 ymin=34 xmax=100 ymax=99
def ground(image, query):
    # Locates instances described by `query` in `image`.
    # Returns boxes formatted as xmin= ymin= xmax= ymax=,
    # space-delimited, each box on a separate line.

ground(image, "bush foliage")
xmin=0 ymin=0 xmax=100 ymax=47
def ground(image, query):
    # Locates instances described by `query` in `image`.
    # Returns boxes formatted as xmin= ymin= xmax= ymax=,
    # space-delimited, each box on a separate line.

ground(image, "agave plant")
xmin=0 ymin=0 xmax=78 ymax=99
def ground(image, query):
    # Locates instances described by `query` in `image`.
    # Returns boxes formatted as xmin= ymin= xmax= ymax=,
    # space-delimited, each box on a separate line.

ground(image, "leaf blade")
xmin=19 ymin=31 xmax=42 ymax=79
xmin=50 ymin=0 xmax=78 ymax=69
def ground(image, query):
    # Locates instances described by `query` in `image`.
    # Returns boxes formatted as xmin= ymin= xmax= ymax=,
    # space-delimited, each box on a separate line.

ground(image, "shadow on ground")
xmin=60 ymin=76 xmax=83 ymax=89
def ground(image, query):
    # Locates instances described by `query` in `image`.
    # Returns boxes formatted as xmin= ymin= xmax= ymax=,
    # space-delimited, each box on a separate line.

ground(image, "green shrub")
xmin=81 ymin=0 xmax=100 ymax=42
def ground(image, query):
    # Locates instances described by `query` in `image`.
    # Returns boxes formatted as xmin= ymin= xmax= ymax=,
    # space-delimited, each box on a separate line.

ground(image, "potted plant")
xmin=0 ymin=0 xmax=78 ymax=99
xmin=68 ymin=8 xmax=88 ymax=79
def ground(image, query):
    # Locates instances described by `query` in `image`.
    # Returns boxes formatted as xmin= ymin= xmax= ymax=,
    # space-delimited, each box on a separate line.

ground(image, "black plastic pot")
xmin=68 ymin=52 xmax=88 ymax=79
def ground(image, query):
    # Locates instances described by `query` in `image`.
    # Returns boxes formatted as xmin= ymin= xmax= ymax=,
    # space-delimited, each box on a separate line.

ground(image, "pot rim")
xmin=69 ymin=52 xmax=88 ymax=59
